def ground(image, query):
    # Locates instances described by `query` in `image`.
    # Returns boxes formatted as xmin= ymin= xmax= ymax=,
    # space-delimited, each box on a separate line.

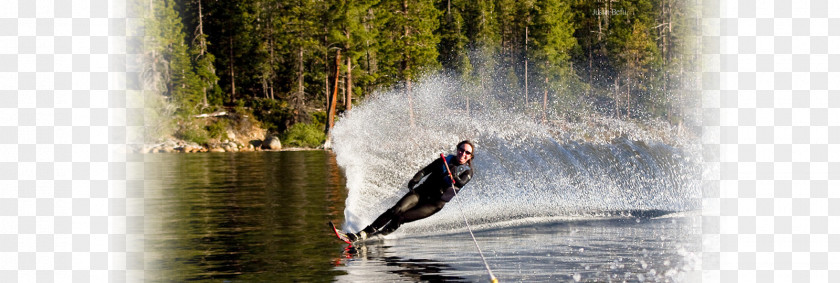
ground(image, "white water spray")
xmin=331 ymin=74 xmax=701 ymax=234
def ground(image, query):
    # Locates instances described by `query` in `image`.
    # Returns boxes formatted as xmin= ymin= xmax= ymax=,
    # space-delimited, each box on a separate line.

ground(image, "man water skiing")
xmin=345 ymin=140 xmax=475 ymax=242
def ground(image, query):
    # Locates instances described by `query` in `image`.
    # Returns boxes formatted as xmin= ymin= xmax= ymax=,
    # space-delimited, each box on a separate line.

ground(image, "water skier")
xmin=345 ymin=140 xmax=475 ymax=242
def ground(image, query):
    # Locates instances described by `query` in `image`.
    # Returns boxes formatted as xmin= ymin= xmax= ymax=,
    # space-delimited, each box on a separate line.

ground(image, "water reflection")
xmin=332 ymin=214 xmax=700 ymax=282
xmin=145 ymin=151 xmax=348 ymax=282
xmin=144 ymin=151 xmax=699 ymax=282
xmin=338 ymin=244 xmax=467 ymax=282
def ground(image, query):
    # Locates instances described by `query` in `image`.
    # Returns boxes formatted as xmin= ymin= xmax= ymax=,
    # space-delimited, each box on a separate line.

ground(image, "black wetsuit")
xmin=359 ymin=154 xmax=473 ymax=237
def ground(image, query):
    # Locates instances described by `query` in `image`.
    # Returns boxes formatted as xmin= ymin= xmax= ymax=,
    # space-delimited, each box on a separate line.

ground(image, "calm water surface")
xmin=145 ymin=151 xmax=348 ymax=282
xmin=145 ymin=151 xmax=700 ymax=282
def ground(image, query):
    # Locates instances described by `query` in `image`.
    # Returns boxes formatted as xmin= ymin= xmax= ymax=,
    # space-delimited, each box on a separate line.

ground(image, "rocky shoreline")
xmin=141 ymin=135 xmax=323 ymax=154
xmin=141 ymin=109 xmax=331 ymax=154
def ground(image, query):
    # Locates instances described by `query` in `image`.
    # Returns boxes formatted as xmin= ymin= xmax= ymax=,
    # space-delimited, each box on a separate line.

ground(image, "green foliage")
xmin=145 ymin=0 xmax=700 ymax=139
xmin=247 ymin=98 xmax=294 ymax=135
xmin=142 ymin=90 xmax=177 ymax=143
xmin=175 ymin=121 xmax=210 ymax=145
xmin=311 ymin=111 xmax=328 ymax=126
xmin=205 ymin=119 xmax=229 ymax=141
xmin=173 ymin=115 xmax=240 ymax=145
xmin=282 ymin=122 xmax=326 ymax=148
xmin=378 ymin=0 xmax=442 ymax=84
xmin=465 ymin=0 xmax=499 ymax=68
xmin=158 ymin=1 xmax=201 ymax=114
xmin=437 ymin=0 xmax=471 ymax=80
xmin=142 ymin=0 xmax=221 ymax=118
xmin=529 ymin=0 xmax=577 ymax=88
xmin=208 ymin=84 xmax=224 ymax=106
xmin=190 ymin=38 xmax=220 ymax=110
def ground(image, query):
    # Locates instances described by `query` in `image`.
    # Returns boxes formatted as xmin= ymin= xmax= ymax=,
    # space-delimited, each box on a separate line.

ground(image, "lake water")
xmin=144 ymin=151 xmax=701 ymax=282
xmin=144 ymin=151 xmax=348 ymax=282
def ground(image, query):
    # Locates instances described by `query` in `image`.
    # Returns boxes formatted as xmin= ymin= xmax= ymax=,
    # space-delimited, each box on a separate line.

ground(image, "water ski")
xmin=329 ymin=221 xmax=353 ymax=244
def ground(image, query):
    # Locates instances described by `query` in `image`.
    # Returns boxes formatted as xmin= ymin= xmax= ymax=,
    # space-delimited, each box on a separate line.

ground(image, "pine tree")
xmin=271 ymin=0 xmax=324 ymax=122
xmin=607 ymin=0 xmax=661 ymax=118
xmin=352 ymin=1 xmax=385 ymax=99
xmin=516 ymin=0 xmax=536 ymax=105
xmin=377 ymin=0 xmax=441 ymax=86
xmin=527 ymin=0 xmax=577 ymax=119
xmin=184 ymin=0 xmax=220 ymax=109
xmin=375 ymin=0 xmax=440 ymax=125
xmin=493 ymin=0 xmax=524 ymax=102
xmin=463 ymin=0 xmax=499 ymax=85
xmin=437 ymin=0 xmax=471 ymax=80
xmin=202 ymin=1 xmax=260 ymax=105
xmin=620 ymin=21 xmax=659 ymax=99
xmin=144 ymin=0 xmax=203 ymax=115
xmin=254 ymin=0 xmax=279 ymax=101
xmin=328 ymin=0 xmax=379 ymax=110
xmin=569 ymin=0 xmax=603 ymax=97
xmin=652 ymin=0 xmax=699 ymax=122
xmin=141 ymin=0 xmax=702 ymax=143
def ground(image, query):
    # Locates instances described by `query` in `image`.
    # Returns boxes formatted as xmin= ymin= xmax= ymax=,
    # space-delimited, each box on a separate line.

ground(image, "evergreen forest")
xmin=139 ymin=0 xmax=700 ymax=147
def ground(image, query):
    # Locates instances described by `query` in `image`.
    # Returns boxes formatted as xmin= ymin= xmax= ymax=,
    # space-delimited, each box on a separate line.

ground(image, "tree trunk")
xmin=197 ymin=0 xmax=208 ymax=107
xmin=268 ymin=7 xmax=275 ymax=100
xmin=344 ymin=28 xmax=352 ymax=111
xmin=324 ymin=35 xmax=330 ymax=111
xmin=365 ymin=7 xmax=376 ymax=94
xmin=261 ymin=17 xmax=269 ymax=100
xmin=606 ymin=0 xmax=611 ymax=30
xmin=401 ymin=0 xmax=410 ymax=80
xmin=403 ymin=0 xmax=415 ymax=127
xmin=524 ymin=25 xmax=529 ymax=105
xmin=346 ymin=53 xmax=352 ymax=111
xmin=297 ymin=45 xmax=304 ymax=109
xmin=229 ymin=37 xmax=236 ymax=104
xmin=597 ymin=2 xmax=602 ymax=41
xmin=262 ymin=77 xmax=268 ymax=98
xmin=327 ymin=49 xmax=340 ymax=134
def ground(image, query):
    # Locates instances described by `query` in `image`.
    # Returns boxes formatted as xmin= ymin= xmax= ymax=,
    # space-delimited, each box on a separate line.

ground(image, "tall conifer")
xmin=527 ymin=0 xmax=577 ymax=118
xmin=145 ymin=0 xmax=202 ymax=114
xmin=378 ymin=0 xmax=441 ymax=85
xmin=437 ymin=0 xmax=471 ymax=80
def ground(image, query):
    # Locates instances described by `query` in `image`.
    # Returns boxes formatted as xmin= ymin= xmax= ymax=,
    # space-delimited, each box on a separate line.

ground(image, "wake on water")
xmin=331 ymin=74 xmax=701 ymax=235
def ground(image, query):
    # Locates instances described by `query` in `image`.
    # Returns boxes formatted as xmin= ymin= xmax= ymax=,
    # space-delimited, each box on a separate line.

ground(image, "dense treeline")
xmin=141 ymin=0 xmax=699 ymax=145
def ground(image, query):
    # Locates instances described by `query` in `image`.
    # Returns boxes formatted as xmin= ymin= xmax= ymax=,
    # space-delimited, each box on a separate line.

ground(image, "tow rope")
xmin=441 ymin=153 xmax=498 ymax=283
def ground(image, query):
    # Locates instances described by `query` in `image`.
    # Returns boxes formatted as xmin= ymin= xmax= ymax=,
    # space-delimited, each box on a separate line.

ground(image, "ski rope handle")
xmin=441 ymin=154 xmax=498 ymax=283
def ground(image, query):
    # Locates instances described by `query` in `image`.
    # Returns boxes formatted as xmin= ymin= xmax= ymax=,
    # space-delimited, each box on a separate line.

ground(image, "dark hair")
xmin=457 ymin=140 xmax=475 ymax=168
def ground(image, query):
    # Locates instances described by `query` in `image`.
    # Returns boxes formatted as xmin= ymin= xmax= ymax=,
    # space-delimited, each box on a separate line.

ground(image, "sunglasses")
xmin=458 ymin=148 xmax=472 ymax=155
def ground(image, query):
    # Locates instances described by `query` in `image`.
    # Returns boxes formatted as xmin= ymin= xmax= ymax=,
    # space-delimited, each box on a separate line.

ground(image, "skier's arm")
xmin=408 ymin=159 xmax=440 ymax=189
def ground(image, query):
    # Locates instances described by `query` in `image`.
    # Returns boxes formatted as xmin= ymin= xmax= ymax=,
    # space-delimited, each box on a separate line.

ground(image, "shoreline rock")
xmin=140 ymin=136 xmax=323 ymax=154
xmin=261 ymin=135 xmax=283 ymax=151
